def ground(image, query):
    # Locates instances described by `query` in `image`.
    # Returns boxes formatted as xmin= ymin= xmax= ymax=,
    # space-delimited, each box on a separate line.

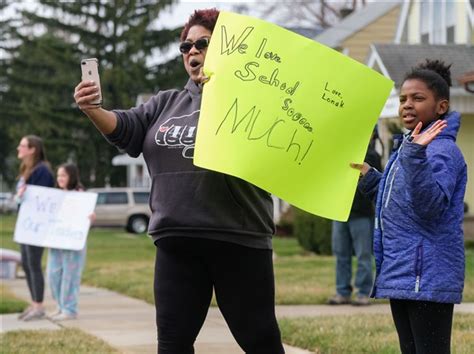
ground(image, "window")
xmin=446 ymin=0 xmax=456 ymax=43
xmin=420 ymin=0 xmax=431 ymax=43
xmin=133 ymin=192 xmax=150 ymax=204
xmin=433 ymin=2 xmax=443 ymax=43
xmin=419 ymin=0 xmax=459 ymax=44
xmin=97 ymin=192 xmax=128 ymax=205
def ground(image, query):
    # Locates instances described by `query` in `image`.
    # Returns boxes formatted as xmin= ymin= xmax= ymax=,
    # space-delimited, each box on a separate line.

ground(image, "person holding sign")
xmin=352 ymin=60 xmax=466 ymax=354
xmin=329 ymin=133 xmax=381 ymax=306
xmin=46 ymin=163 xmax=92 ymax=321
xmin=15 ymin=135 xmax=55 ymax=321
xmin=73 ymin=8 xmax=284 ymax=354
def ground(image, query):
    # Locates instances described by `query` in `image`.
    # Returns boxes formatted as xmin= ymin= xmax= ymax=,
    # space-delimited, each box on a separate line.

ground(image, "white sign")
xmin=14 ymin=185 xmax=97 ymax=250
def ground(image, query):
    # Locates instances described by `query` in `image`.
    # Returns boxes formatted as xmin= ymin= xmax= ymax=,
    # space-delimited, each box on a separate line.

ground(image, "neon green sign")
xmin=195 ymin=12 xmax=393 ymax=221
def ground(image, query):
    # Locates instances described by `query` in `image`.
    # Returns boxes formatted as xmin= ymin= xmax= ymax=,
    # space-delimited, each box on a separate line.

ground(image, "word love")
xmin=321 ymin=82 xmax=345 ymax=108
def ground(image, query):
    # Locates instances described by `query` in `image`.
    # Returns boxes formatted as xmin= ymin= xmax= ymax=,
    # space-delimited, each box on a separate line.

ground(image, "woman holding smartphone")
xmin=73 ymin=9 xmax=284 ymax=354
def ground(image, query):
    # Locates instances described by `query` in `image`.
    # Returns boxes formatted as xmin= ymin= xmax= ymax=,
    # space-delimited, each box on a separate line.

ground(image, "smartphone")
xmin=81 ymin=58 xmax=102 ymax=106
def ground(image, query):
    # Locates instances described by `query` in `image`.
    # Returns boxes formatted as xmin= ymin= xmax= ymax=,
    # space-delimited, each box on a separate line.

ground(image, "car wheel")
xmin=128 ymin=215 xmax=148 ymax=234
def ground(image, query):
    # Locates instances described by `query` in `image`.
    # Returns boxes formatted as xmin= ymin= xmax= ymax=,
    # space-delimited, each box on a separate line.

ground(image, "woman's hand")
xmin=74 ymin=81 xmax=101 ymax=112
xmin=410 ymin=120 xmax=447 ymax=146
xmin=350 ymin=162 xmax=371 ymax=177
xmin=72 ymin=81 xmax=117 ymax=134
xmin=88 ymin=212 xmax=96 ymax=223
xmin=14 ymin=185 xmax=27 ymax=204
xmin=197 ymin=67 xmax=209 ymax=84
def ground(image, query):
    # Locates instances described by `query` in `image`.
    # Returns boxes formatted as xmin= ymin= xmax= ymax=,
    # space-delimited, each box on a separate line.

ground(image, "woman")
xmin=74 ymin=9 xmax=284 ymax=354
xmin=15 ymin=135 xmax=55 ymax=321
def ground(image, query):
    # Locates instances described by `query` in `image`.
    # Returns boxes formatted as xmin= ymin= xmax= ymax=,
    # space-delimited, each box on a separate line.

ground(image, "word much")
xmin=215 ymin=98 xmax=314 ymax=165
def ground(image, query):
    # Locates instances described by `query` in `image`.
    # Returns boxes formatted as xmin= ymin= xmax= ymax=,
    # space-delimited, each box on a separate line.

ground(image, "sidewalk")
xmin=1 ymin=279 xmax=310 ymax=354
xmin=2 ymin=278 xmax=473 ymax=354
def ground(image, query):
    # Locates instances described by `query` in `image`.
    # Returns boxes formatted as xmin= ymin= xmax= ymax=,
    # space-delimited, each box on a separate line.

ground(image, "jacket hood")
xmin=431 ymin=111 xmax=461 ymax=142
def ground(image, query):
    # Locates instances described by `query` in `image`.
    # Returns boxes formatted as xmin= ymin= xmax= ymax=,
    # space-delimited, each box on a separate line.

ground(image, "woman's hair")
xmin=18 ymin=135 xmax=50 ymax=181
xmin=180 ymin=8 xmax=220 ymax=41
xmin=58 ymin=163 xmax=83 ymax=191
xmin=403 ymin=59 xmax=452 ymax=101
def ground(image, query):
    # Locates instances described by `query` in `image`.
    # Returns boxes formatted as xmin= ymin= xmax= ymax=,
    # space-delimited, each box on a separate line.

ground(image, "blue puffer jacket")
xmin=360 ymin=111 xmax=467 ymax=303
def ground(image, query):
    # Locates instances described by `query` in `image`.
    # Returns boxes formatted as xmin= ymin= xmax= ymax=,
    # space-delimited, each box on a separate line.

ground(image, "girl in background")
xmin=47 ymin=163 xmax=92 ymax=321
xmin=352 ymin=60 xmax=467 ymax=353
xmin=16 ymin=135 xmax=55 ymax=321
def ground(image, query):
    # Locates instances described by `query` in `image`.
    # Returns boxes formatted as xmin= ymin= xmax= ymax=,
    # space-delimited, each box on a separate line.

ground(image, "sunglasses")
xmin=179 ymin=38 xmax=210 ymax=54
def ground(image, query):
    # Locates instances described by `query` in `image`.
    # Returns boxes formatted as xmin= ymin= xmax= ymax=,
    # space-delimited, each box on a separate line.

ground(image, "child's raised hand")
xmin=411 ymin=120 xmax=447 ymax=146
xmin=350 ymin=162 xmax=371 ymax=176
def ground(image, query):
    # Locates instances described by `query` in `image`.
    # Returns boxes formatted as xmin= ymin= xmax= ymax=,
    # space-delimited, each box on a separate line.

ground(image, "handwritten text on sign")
xmin=14 ymin=185 xmax=97 ymax=250
xmin=194 ymin=12 xmax=393 ymax=221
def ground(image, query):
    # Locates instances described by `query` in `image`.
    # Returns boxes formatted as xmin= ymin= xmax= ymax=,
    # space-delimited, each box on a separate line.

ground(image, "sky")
xmin=1 ymin=1 xmax=260 ymax=64
xmin=150 ymin=1 xmax=259 ymax=64
xmin=154 ymin=0 xmax=258 ymax=29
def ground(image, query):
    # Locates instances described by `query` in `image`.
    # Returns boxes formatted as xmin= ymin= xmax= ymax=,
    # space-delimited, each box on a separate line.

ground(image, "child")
xmin=47 ymin=163 xmax=92 ymax=321
xmin=351 ymin=59 xmax=467 ymax=353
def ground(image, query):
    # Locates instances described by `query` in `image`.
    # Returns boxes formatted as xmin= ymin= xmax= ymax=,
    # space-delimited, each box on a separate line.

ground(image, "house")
xmin=314 ymin=0 xmax=474 ymax=236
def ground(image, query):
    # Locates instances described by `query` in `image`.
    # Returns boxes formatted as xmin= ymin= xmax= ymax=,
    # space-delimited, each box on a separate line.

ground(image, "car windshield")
xmin=133 ymin=192 xmax=149 ymax=204
xmin=97 ymin=192 xmax=128 ymax=205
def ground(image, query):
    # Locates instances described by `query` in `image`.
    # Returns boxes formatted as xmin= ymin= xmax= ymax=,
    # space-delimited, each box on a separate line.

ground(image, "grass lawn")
xmin=2 ymin=214 xmax=474 ymax=352
xmin=0 ymin=328 xmax=119 ymax=353
xmin=1 ymin=214 xmax=474 ymax=305
xmin=279 ymin=313 xmax=474 ymax=353
xmin=0 ymin=284 xmax=28 ymax=314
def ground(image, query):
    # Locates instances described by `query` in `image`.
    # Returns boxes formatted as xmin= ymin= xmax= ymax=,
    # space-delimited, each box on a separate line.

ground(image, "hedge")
xmin=293 ymin=208 xmax=332 ymax=255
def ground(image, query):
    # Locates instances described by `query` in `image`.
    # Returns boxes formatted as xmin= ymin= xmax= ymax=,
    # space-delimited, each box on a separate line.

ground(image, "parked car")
xmin=88 ymin=187 xmax=151 ymax=234
xmin=0 ymin=193 xmax=17 ymax=214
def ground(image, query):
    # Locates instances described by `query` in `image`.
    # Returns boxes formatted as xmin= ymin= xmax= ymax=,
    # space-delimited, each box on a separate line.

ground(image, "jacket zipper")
xmin=379 ymin=137 xmax=408 ymax=234
xmin=379 ymin=151 xmax=402 ymax=234
xmin=415 ymin=245 xmax=423 ymax=293
xmin=384 ymin=166 xmax=399 ymax=208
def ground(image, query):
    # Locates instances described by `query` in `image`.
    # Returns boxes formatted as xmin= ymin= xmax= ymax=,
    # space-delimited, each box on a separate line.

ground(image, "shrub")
xmin=293 ymin=208 xmax=332 ymax=255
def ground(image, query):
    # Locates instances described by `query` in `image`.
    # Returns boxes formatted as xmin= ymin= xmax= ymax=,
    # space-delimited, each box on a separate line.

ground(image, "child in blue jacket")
xmin=352 ymin=60 xmax=467 ymax=353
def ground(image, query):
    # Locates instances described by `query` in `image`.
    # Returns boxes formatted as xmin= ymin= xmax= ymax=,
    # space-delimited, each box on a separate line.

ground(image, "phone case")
xmin=81 ymin=58 xmax=102 ymax=105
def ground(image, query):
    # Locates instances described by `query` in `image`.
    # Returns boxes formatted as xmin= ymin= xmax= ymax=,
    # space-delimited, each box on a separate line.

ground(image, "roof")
xmin=372 ymin=44 xmax=474 ymax=88
xmin=286 ymin=27 xmax=324 ymax=40
xmin=313 ymin=1 xmax=402 ymax=48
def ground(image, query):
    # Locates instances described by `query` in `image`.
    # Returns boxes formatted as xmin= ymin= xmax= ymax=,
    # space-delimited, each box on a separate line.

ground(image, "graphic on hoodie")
xmin=155 ymin=110 xmax=199 ymax=159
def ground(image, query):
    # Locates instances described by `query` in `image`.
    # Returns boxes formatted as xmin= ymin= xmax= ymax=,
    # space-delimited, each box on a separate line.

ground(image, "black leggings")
xmin=154 ymin=237 xmax=284 ymax=354
xmin=20 ymin=244 xmax=44 ymax=303
xmin=390 ymin=299 xmax=454 ymax=354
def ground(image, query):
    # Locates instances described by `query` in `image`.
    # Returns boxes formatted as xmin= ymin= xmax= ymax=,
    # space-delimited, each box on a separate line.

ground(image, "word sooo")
xmin=281 ymin=99 xmax=313 ymax=133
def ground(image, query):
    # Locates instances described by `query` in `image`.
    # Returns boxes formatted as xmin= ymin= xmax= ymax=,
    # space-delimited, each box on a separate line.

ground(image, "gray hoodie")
xmin=106 ymin=79 xmax=274 ymax=249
